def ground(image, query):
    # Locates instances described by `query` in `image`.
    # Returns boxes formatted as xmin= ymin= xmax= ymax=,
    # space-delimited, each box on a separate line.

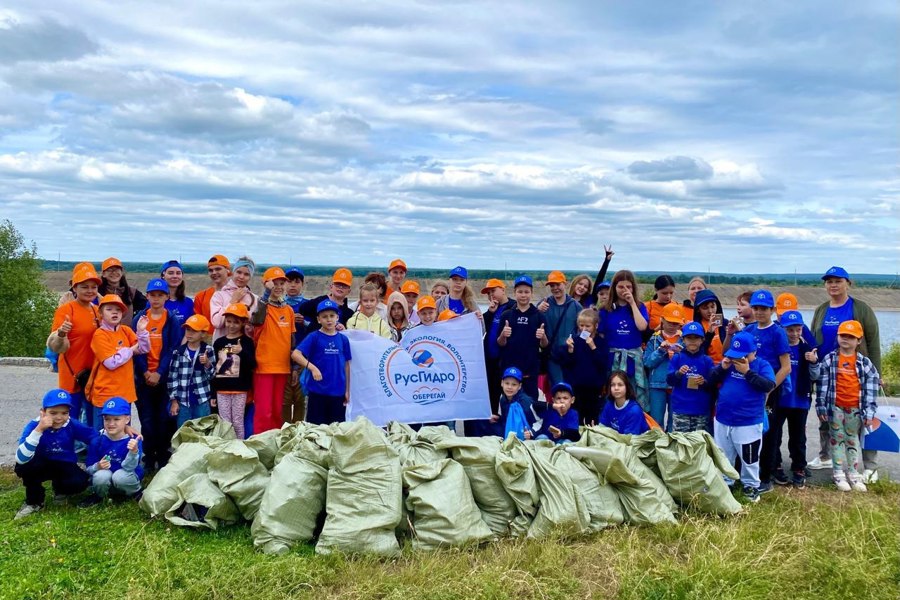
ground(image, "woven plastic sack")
xmin=245 ymin=428 xmax=281 ymax=470
xmin=414 ymin=425 xmax=456 ymax=445
xmin=403 ymin=458 xmax=493 ymax=550
xmin=549 ymin=446 xmax=625 ymax=529
xmin=654 ymin=432 xmax=742 ymax=516
xmin=523 ymin=443 xmax=591 ymax=539
xmin=164 ymin=473 xmax=241 ymax=529
xmin=493 ymin=434 xmax=539 ymax=537
xmin=206 ymin=439 xmax=270 ymax=521
xmin=139 ymin=442 xmax=214 ymax=517
xmin=273 ymin=422 xmax=308 ymax=466
xmin=316 ymin=419 xmax=402 ymax=556
xmin=170 ymin=414 xmax=236 ymax=449
xmin=386 ymin=421 xmax=417 ymax=445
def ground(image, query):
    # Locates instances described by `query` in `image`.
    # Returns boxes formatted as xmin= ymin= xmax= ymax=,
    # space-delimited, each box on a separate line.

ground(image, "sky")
xmin=0 ymin=1 xmax=897 ymax=274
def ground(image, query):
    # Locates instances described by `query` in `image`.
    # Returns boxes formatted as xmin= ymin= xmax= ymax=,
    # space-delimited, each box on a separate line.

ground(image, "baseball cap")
xmin=388 ymin=259 xmax=407 ymax=272
xmin=596 ymin=281 xmax=611 ymax=290
xmin=262 ymin=266 xmax=287 ymax=282
xmin=416 ymin=296 xmax=436 ymax=311
xmin=775 ymin=293 xmax=798 ymax=316
xmin=208 ymin=254 xmax=231 ymax=270
xmin=98 ymin=294 xmax=127 ymax=312
xmin=693 ymin=289 xmax=718 ymax=308
xmin=285 ymin=267 xmax=304 ymax=281
xmin=437 ymin=309 xmax=458 ymax=321
xmin=101 ymin=257 xmax=123 ymax=272
xmin=480 ymin=278 xmax=506 ymax=295
xmin=545 ymin=271 xmax=567 ymax=285
xmin=223 ymin=303 xmax=250 ymax=320
xmin=724 ymin=332 xmax=757 ymax=359
xmin=750 ymin=289 xmax=775 ymax=308
xmin=332 ymin=268 xmax=353 ymax=287
xmin=550 ymin=382 xmax=574 ymax=396
xmin=780 ymin=310 xmax=804 ymax=327
xmin=681 ymin=321 xmax=705 ymax=337
xmin=837 ymin=320 xmax=864 ymax=339
xmin=71 ymin=264 xmax=102 ymax=286
xmin=42 ymin=388 xmax=73 ymax=409
xmin=449 ymin=266 xmax=468 ymax=280
xmin=160 ymin=260 xmax=183 ymax=274
xmin=100 ymin=396 xmax=131 ymax=417
xmin=317 ymin=299 xmax=340 ymax=315
xmin=502 ymin=367 xmax=523 ymax=382
xmin=661 ymin=303 xmax=686 ymax=325
xmin=514 ymin=275 xmax=533 ymax=288
xmin=822 ymin=266 xmax=850 ymax=281
xmin=183 ymin=314 xmax=211 ymax=331
xmin=145 ymin=278 xmax=167 ymax=294
xmin=401 ymin=280 xmax=420 ymax=295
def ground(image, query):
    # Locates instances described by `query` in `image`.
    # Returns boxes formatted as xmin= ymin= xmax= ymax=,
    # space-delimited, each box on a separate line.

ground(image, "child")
xmin=292 ymin=299 xmax=352 ymax=425
xmin=299 ymin=268 xmax=355 ymax=332
xmin=497 ymin=275 xmax=548 ymax=404
xmin=210 ymin=256 xmax=258 ymax=341
xmin=643 ymin=302 xmax=687 ymax=429
xmin=644 ymin=274 xmax=677 ymax=332
xmin=213 ymin=303 xmax=257 ymax=439
xmin=693 ymin=289 xmax=726 ymax=365
xmin=283 ymin=267 xmax=308 ymax=424
xmin=555 ymin=309 xmax=606 ymax=426
xmin=402 ymin=280 xmax=421 ymax=326
xmin=88 ymin=294 xmax=149 ymax=431
xmin=488 ymin=367 xmax=538 ymax=439
xmin=193 ymin=254 xmax=232 ymax=328
xmin=436 ymin=266 xmax=480 ymax=316
xmin=594 ymin=281 xmax=611 ymax=307
xmin=167 ymin=314 xmax=217 ymax=429
xmin=284 ymin=267 xmax=308 ymax=312
xmin=482 ymin=279 xmax=517 ymax=403
xmin=666 ymin=321 xmax=715 ymax=433
xmin=538 ymin=270 xmax=580 ymax=386
xmin=160 ymin=260 xmax=194 ymax=326
xmin=98 ymin=257 xmax=146 ymax=327
xmin=347 ymin=283 xmax=392 ymax=338
xmin=775 ymin=293 xmax=816 ymax=346
xmin=250 ymin=267 xmax=296 ymax=433
xmin=707 ymin=332 xmax=776 ymax=503
xmin=415 ymin=295 xmax=438 ymax=327
xmin=598 ymin=371 xmax=650 ymax=435
xmin=533 ymin=382 xmax=581 ymax=443
xmin=133 ymin=278 xmax=182 ymax=471
xmin=387 ymin=292 xmax=411 ymax=342
xmin=14 ymin=389 xmax=95 ymax=519
xmin=568 ymin=274 xmax=594 ymax=309
xmin=735 ymin=291 xmax=755 ymax=327
xmin=811 ymin=320 xmax=880 ymax=492
xmin=79 ymin=397 xmax=144 ymax=506
xmin=598 ymin=270 xmax=650 ymax=409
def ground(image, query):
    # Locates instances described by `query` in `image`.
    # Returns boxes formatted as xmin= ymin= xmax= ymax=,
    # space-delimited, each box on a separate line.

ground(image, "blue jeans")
xmin=92 ymin=469 xmax=142 ymax=498
xmin=649 ymin=388 xmax=671 ymax=431
xmin=176 ymin=402 xmax=211 ymax=429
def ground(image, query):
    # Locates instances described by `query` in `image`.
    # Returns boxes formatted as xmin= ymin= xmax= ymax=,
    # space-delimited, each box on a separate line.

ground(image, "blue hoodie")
xmin=132 ymin=308 xmax=183 ymax=381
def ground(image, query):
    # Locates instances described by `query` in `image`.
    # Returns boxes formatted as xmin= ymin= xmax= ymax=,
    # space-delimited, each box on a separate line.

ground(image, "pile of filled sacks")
xmin=139 ymin=415 xmax=743 ymax=556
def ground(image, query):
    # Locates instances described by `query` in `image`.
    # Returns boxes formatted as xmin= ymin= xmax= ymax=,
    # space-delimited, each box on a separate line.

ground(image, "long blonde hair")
xmin=568 ymin=274 xmax=592 ymax=300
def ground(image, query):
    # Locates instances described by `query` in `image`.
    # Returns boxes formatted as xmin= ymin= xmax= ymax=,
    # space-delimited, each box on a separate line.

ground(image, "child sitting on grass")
xmin=533 ymin=382 xmax=581 ymax=443
xmin=79 ymin=397 xmax=144 ymax=507
xmin=599 ymin=370 xmax=650 ymax=435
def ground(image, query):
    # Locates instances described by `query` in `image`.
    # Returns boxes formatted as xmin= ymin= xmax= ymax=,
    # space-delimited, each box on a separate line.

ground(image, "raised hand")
xmin=127 ymin=436 xmax=139 ymax=453
xmin=805 ymin=348 xmax=818 ymax=363
xmin=566 ymin=334 xmax=575 ymax=353
xmin=59 ymin=315 xmax=73 ymax=335
xmin=536 ymin=324 xmax=546 ymax=341
xmin=501 ymin=320 xmax=512 ymax=339
xmin=604 ymin=244 xmax=615 ymax=260
xmin=136 ymin=315 xmax=149 ymax=332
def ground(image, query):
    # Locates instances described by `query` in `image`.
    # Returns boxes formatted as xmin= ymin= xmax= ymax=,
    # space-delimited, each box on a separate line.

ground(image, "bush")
xmin=882 ymin=342 xmax=900 ymax=396
xmin=0 ymin=220 xmax=57 ymax=357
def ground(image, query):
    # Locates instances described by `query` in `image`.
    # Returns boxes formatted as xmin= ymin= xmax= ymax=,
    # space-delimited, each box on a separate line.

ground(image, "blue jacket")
xmin=86 ymin=432 xmax=144 ymax=480
xmin=552 ymin=334 xmax=607 ymax=387
xmin=132 ymin=309 xmax=182 ymax=380
xmin=492 ymin=390 xmax=538 ymax=436
xmin=17 ymin=418 xmax=97 ymax=464
xmin=642 ymin=332 xmax=677 ymax=389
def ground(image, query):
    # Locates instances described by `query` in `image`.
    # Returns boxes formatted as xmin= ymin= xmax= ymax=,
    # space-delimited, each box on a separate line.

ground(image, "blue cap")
xmin=822 ymin=266 xmax=850 ymax=281
xmin=681 ymin=321 xmax=705 ymax=337
xmin=146 ymin=278 xmax=168 ymax=294
xmin=597 ymin=281 xmax=611 ymax=289
xmin=513 ymin=274 xmax=533 ymax=288
xmin=160 ymin=259 xmax=183 ymax=274
xmin=693 ymin=289 xmax=718 ymax=307
xmin=781 ymin=310 xmax=804 ymax=326
xmin=285 ymin=267 xmax=305 ymax=280
xmin=550 ymin=382 xmax=574 ymax=396
xmin=100 ymin=396 xmax=131 ymax=417
xmin=725 ymin=332 xmax=757 ymax=359
xmin=449 ymin=266 xmax=468 ymax=280
xmin=42 ymin=389 xmax=73 ymax=409
xmin=316 ymin=299 xmax=340 ymax=315
xmin=750 ymin=289 xmax=774 ymax=308
xmin=502 ymin=366 xmax=523 ymax=382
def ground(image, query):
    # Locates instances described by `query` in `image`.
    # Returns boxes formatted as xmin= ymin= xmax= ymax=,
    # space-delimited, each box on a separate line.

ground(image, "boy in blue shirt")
xmin=79 ymin=397 xmax=144 ymax=507
xmin=14 ymin=389 xmax=95 ymax=519
xmin=487 ymin=367 xmax=538 ymax=438
xmin=666 ymin=321 xmax=715 ymax=433
xmin=497 ymin=276 xmax=548 ymax=405
xmin=709 ymin=332 xmax=776 ymax=503
xmin=292 ymin=299 xmax=352 ymax=425
xmin=533 ymin=382 xmax=581 ymax=443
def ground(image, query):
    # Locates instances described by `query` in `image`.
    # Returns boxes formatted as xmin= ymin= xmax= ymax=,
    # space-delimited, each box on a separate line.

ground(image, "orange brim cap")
xmin=480 ymin=278 xmax=506 ymax=294
xmin=416 ymin=296 xmax=437 ymax=311
xmin=98 ymin=294 xmax=127 ymax=312
xmin=72 ymin=266 xmax=102 ymax=286
xmin=388 ymin=259 xmax=407 ymax=272
xmin=333 ymin=268 xmax=353 ymax=286
xmin=101 ymin=257 xmax=123 ymax=272
xmin=545 ymin=270 xmax=567 ymax=285
xmin=208 ymin=254 xmax=231 ymax=269
xmin=401 ymin=281 xmax=420 ymax=295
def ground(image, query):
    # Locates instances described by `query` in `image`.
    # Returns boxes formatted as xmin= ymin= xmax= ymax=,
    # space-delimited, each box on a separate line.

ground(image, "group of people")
xmin=13 ymin=251 xmax=883 ymax=518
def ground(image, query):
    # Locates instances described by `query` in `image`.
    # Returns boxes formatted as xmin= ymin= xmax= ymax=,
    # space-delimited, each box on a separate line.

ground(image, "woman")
xmin=160 ymin=260 xmax=194 ymax=326
xmin=209 ymin=256 xmax=259 ymax=341
xmin=598 ymin=270 xmax=649 ymax=410
xmin=683 ymin=276 xmax=707 ymax=309
xmin=435 ymin=266 xmax=480 ymax=315
xmin=98 ymin=257 xmax=146 ymax=326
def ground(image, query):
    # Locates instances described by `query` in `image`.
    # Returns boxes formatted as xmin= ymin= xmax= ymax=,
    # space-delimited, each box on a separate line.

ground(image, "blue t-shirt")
xmin=780 ymin=343 xmax=813 ymax=410
xmin=165 ymin=297 xmax=194 ymax=327
xmin=667 ymin=351 xmax=715 ymax=416
xmin=820 ymin=298 xmax=854 ymax=355
xmin=448 ymin=297 xmax=465 ymax=315
xmin=743 ymin=322 xmax=790 ymax=395
xmin=297 ymin=330 xmax=352 ymax=397
xmin=599 ymin=303 xmax=650 ymax=350
xmin=599 ymin=399 xmax=649 ymax=435
xmin=18 ymin=418 xmax=97 ymax=464
xmin=535 ymin=407 xmax=580 ymax=442
xmin=715 ymin=359 xmax=776 ymax=427
xmin=86 ymin=432 xmax=144 ymax=480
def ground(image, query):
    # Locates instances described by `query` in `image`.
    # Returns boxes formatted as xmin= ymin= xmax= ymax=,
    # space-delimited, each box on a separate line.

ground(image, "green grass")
xmin=1 ymin=469 xmax=898 ymax=600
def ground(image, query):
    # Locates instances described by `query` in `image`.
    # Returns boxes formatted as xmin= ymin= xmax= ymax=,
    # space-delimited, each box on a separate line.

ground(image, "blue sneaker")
xmin=757 ymin=481 xmax=774 ymax=494
xmin=742 ymin=485 xmax=760 ymax=503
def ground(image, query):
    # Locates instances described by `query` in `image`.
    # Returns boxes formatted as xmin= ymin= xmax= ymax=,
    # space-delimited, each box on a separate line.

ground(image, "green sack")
xmin=164 ymin=473 xmax=241 ymax=530
xmin=549 ymin=446 xmax=625 ymax=530
xmin=139 ymin=442 xmax=214 ymax=517
xmin=245 ymin=428 xmax=281 ymax=470
xmin=414 ymin=425 xmax=456 ymax=445
xmin=435 ymin=436 xmax=518 ymax=537
xmin=251 ymin=452 xmax=328 ymax=555
xmin=629 ymin=428 xmax=667 ymax=474
xmin=386 ymin=421 xmax=417 ymax=445
xmin=170 ymin=414 xmax=236 ymax=449
xmin=654 ymin=432 xmax=743 ymax=516
xmin=403 ymin=458 xmax=494 ymax=550
xmin=316 ymin=419 xmax=402 ymax=557
xmin=273 ymin=422 xmax=308 ymax=466
xmin=523 ymin=443 xmax=591 ymax=539
xmin=206 ymin=440 xmax=270 ymax=521
xmin=396 ymin=438 xmax=448 ymax=468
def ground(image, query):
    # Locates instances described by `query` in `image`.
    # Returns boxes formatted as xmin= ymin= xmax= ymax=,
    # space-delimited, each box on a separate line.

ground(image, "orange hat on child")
xmin=437 ymin=309 xmax=458 ymax=322
xmin=416 ymin=296 xmax=436 ymax=311
xmin=480 ymin=278 xmax=506 ymax=295
xmin=545 ymin=271 xmax=567 ymax=285
xmin=72 ymin=264 xmax=102 ymax=286
xmin=263 ymin=267 xmax=287 ymax=282
xmin=98 ymin=294 xmax=127 ymax=312
xmin=837 ymin=320 xmax=864 ymax=339
xmin=223 ymin=303 xmax=250 ymax=320
xmin=183 ymin=314 xmax=211 ymax=332
xmin=401 ymin=280 xmax=420 ymax=295
xmin=388 ymin=259 xmax=407 ymax=272
xmin=332 ymin=268 xmax=353 ymax=286
xmin=208 ymin=254 xmax=231 ymax=270
xmin=662 ymin=303 xmax=686 ymax=325
xmin=776 ymin=293 xmax=798 ymax=316
xmin=101 ymin=257 xmax=123 ymax=272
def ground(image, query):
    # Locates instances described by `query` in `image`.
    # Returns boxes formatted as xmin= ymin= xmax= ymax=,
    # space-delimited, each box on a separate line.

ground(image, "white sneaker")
xmin=833 ymin=471 xmax=851 ymax=492
xmin=850 ymin=480 xmax=868 ymax=493
xmin=863 ymin=469 xmax=879 ymax=484
xmin=14 ymin=503 xmax=42 ymax=520
xmin=807 ymin=456 xmax=831 ymax=470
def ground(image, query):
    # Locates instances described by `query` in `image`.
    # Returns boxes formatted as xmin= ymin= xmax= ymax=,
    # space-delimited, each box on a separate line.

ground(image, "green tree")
xmin=0 ymin=220 xmax=57 ymax=357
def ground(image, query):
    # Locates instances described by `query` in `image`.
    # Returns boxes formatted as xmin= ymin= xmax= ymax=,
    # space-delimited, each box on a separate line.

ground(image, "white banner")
xmin=344 ymin=312 xmax=491 ymax=426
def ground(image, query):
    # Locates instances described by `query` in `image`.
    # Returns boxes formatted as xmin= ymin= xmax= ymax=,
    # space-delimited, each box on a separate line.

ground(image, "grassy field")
xmin=1 ymin=469 xmax=898 ymax=600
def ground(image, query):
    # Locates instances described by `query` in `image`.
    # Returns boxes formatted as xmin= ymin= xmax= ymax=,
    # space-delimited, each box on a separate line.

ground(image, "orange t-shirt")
xmin=702 ymin=320 xmax=724 ymax=365
xmin=146 ymin=311 xmax=168 ymax=373
xmin=645 ymin=301 xmax=668 ymax=331
xmin=90 ymin=326 xmax=139 ymax=406
xmin=255 ymin=304 xmax=296 ymax=374
xmin=52 ymin=301 xmax=100 ymax=393
xmin=663 ymin=332 xmax=681 ymax=359
xmin=835 ymin=354 xmax=860 ymax=409
xmin=193 ymin=286 xmax=216 ymax=333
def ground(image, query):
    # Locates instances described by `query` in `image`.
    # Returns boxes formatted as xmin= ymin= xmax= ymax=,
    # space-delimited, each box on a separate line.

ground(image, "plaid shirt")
xmin=167 ymin=342 xmax=216 ymax=406
xmin=811 ymin=351 xmax=880 ymax=420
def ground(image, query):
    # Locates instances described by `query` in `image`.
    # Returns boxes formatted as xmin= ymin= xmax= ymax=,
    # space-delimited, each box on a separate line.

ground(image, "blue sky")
xmin=1 ymin=1 xmax=897 ymax=274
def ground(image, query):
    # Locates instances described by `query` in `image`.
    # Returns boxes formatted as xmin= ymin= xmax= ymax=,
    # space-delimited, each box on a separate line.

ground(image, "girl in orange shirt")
xmin=644 ymin=275 xmax=677 ymax=332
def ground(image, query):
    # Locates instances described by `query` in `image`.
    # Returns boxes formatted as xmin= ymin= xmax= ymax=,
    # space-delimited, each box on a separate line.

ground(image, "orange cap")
xmin=416 ymin=296 xmax=437 ymax=311
xmin=72 ymin=264 xmax=102 ymax=286
xmin=332 ymin=267 xmax=353 ymax=286
xmin=437 ymin=309 xmax=458 ymax=322
xmin=661 ymin=303 xmax=686 ymax=325
xmin=183 ymin=314 xmax=211 ymax=332
xmin=775 ymin=293 xmax=798 ymax=316
xmin=545 ymin=270 xmax=567 ymax=285
xmin=837 ymin=320 xmax=863 ymax=339
xmin=208 ymin=254 xmax=231 ymax=269
xmin=401 ymin=280 xmax=420 ymax=295
xmin=263 ymin=266 xmax=287 ymax=282
xmin=223 ymin=303 xmax=249 ymax=320
xmin=480 ymin=278 xmax=506 ymax=295
xmin=101 ymin=257 xmax=123 ymax=272
xmin=97 ymin=294 xmax=127 ymax=312
xmin=388 ymin=259 xmax=407 ymax=272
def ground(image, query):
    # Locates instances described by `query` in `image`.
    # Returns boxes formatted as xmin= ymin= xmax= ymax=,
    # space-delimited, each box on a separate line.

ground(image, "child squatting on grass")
xmin=79 ymin=396 xmax=144 ymax=507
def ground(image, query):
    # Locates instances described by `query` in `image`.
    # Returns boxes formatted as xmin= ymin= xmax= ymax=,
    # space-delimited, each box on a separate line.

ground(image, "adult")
xmin=385 ymin=258 xmax=407 ymax=301
xmin=98 ymin=257 xmax=146 ymax=326
xmin=808 ymin=266 xmax=882 ymax=481
xmin=47 ymin=263 xmax=102 ymax=426
xmin=160 ymin=260 xmax=194 ymax=326
xmin=210 ymin=256 xmax=259 ymax=341
xmin=683 ymin=276 xmax=708 ymax=309
xmin=436 ymin=266 xmax=480 ymax=316
xmin=193 ymin=254 xmax=232 ymax=330
xmin=431 ymin=280 xmax=450 ymax=300
xmin=482 ymin=278 xmax=516 ymax=406
xmin=299 ymin=268 xmax=355 ymax=333
xmin=538 ymin=271 xmax=580 ymax=386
